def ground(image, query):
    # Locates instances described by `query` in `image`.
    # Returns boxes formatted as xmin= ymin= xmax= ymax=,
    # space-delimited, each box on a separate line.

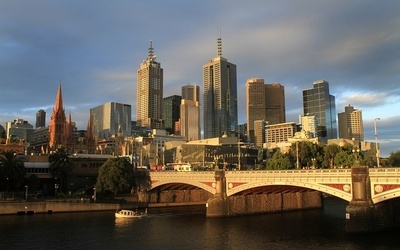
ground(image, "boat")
xmin=115 ymin=209 xmax=147 ymax=218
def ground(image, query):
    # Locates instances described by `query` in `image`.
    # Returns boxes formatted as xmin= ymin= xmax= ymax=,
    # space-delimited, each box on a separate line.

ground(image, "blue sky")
xmin=1 ymin=0 xmax=399 ymax=157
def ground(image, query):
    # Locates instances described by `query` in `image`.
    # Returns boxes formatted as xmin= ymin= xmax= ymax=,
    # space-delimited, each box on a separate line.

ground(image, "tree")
xmin=388 ymin=151 xmax=400 ymax=167
xmin=323 ymin=144 xmax=340 ymax=168
xmin=334 ymin=150 xmax=354 ymax=168
xmin=0 ymin=150 xmax=25 ymax=191
xmin=49 ymin=146 xmax=72 ymax=193
xmin=95 ymin=157 xmax=135 ymax=195
xmin=266 ymin=151 xmax=293 ymax=170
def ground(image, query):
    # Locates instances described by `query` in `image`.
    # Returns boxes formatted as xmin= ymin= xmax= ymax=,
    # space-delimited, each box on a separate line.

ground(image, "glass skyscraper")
xmin=90 ymin=102 xmax=132 ymax=139
xmin=303 ymin=80 xmax=337 ymax=140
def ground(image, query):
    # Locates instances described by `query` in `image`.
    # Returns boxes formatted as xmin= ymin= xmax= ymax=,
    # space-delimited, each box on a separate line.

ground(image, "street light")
xmin=25 ymin=185 xmax=28 ymax=200
xmin=374 ymin=118 xmax=380 ymax=168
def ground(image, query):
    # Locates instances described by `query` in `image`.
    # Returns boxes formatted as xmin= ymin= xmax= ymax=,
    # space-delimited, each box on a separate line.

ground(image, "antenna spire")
xmin=147 ymin=40 xmax=157 ymax=61
xmin=217 ymin=37 xmax=222 ymax=57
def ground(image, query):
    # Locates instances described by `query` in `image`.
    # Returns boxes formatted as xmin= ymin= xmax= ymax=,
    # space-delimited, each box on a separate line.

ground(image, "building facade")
xmin=137 ymin=41 xmax=164 ymax=129
xmin=246 ymin=78 xmax=285 ymax=143
xmin=203 ymin=37 xmax=238 ymax=139
xmin=36 ymin=109 xmax=46 ymax=128
xmin=90 ymin=102 xmax=132 ymax=140
xmin=302 ymin=80 xmax=337 ymax=141
xmin=338 ymin=105 xmax=364 ymax=144
xmin=163 ymin=95 xmax=181 ymax=135
xmin=6 ymin=119 xmax=34 ymax=142
xmin=180 ymin=84 xmax=200 ymax=141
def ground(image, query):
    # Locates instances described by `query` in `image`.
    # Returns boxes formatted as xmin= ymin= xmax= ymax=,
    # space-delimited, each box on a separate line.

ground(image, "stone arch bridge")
xmin=149 ymin=165 xmax=400 ymax=233
xmin=149 ymin=167 xmax=400 ymax=204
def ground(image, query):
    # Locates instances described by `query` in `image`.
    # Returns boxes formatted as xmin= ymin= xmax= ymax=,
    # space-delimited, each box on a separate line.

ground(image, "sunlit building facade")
xmin=203 ymin=37 xmax=237 ymax=139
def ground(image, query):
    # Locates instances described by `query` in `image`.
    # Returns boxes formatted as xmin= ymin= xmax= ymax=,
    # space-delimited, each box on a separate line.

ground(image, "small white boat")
xmin=115 ymin=209 xmax=147 ymax=219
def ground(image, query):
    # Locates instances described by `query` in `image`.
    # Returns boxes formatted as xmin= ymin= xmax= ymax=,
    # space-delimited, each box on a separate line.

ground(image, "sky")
xmin=1 ymin=0 xmax=400 ymax=157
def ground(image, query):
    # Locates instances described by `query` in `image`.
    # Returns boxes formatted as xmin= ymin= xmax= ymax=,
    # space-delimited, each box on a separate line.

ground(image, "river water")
xmin=0 ymin=197 xmax=399 ymax=250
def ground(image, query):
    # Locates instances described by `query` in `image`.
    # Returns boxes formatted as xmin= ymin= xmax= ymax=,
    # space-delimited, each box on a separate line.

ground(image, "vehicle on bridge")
xmin=166 ymin=163 xmax=193 ymax=171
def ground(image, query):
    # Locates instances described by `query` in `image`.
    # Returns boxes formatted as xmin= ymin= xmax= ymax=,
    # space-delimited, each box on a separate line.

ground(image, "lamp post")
xmin=374 ymin=118 xmax=380 ymax=168
xmin=25 ymin=185 xmax=28 ymax=200
xmin=296 ymin=141 xmax=300 ymax=169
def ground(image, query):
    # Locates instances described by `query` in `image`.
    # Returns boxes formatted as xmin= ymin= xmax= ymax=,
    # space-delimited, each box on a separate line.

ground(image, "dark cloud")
xmin=1 ymin=0 xmax=399 ymax=155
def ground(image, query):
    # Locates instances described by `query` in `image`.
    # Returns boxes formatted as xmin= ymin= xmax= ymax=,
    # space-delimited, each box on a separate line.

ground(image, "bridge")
xmin=149 ymin=167 xmax=400 ymax=204
xmin=148 ymin=164 xmax=400 ymax=233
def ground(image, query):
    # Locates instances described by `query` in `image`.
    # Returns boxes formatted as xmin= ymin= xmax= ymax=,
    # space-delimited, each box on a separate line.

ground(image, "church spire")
xmin=54 ymin=83 xmax=64 ymax=112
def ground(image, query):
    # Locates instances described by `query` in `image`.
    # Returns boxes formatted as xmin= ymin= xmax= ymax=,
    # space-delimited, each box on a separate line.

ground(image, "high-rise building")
xmin=303 ymin=80 xmax=337 ymax=140
xmin=265 ymin=83 xmax=285 ymax=124
xmin=203 ymin=37 xmax=237 ymax=138
xmin=180 ymin=84 xmax=200 ymax=141
xmin=6 ymin=119 xmax=34 ymax=142
xmin=246 ymin=78 xmax=285 ymax=143
xmin=90 ymin=102 xmax=132 ymax=139
xmin=36 ymin=109 xmax=46 ymax=128
xmin=163 ymin=95 xmax=181 ymax=135
xmin=338 ymin=105 xmax=364 ymax=143
xmin=49 ymin=84 xmax=67 ymax=150
xmin=137 ymin=41 xmax=164 ymax=129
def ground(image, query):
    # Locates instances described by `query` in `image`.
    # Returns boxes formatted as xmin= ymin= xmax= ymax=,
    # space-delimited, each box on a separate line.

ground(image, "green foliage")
xmin=334 ymin=150 xmax=354 ymax=168
xmin=266 ymin=151 xmax=293 ymax=170
xmin=0 ymin=150 xmax=25 ymax=190
xmin=49 ymin=146 xmax=73 ymax=193
xmin=361 ymin=149 xmax=377 ymax=167
xmin=323 ymin=144 xmax=340 ymax=168
xmin=95 ymin=157 xmax=135 ymax=195
xmin=388 ymin=151 xmax=400 ymax=167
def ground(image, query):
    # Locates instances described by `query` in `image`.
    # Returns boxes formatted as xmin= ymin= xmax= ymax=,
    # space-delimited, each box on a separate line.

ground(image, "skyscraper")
xmin=163 ymin=95 xmax=181 ymax=135
xmin=303 ymin=80 xmax=337 ymax=140
xmin=203 ymin=37 xmax=237 ymax=139
xmin=137 ymin=41 xmax=164 ymax=129
xmin=338 ymin=105 xmax=364 ymax=143
xmin=36 ymin=109 xmax=46 ymax=128
xmin=246 ymin=78 xmax=285 ymax=143
xmin=90 ymin=102 xmax=132 ymax=139
xmin=180 ymin=84 xmax=200 ymax=141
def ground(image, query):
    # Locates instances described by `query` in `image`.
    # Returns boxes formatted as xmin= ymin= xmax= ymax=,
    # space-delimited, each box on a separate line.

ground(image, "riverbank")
xmin=0 ymin=200 xmax=206 ymax=215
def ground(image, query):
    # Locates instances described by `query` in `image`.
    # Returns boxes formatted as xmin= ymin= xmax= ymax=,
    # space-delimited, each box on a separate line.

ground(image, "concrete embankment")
xmin=0 ymin=201 xmax=120 ymax=215
xmin=0 ymin=200 xmax=206 ymax=215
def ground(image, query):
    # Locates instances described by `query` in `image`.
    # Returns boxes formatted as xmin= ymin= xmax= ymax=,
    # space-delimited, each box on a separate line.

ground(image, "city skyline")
xmin=1 ymin=1 xmax=399 ymax=156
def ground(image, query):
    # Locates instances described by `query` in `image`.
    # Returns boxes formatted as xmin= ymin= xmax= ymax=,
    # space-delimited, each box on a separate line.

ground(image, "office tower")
xmin=163 ymin=95 xmax=182 ymax=135
xmin=137 ymin=41 xmax=164 ymax=129
xmin=203 ymin=37 xmax=237 ymax=139
xmin=6 ymin=119 xmax=34 ymax=142
xmin=338 ymin=105 xmax=364 ymax=143
xmin=303 ymin=80 xmax=337 ymax=140
xmin=180 ymin=84 xmax=200 ymax=141
xmin=36 ymin=109 xmax=46 ymax=128
xmin=90 ymin=102 xmax=132 ymax=139
xmin=265 ymin=83 xmax=285 ymax=124
xmin=49 ymin=84 xmax=67 ymax=150
xmin=246 ymin=78 xmax=285 ymax=143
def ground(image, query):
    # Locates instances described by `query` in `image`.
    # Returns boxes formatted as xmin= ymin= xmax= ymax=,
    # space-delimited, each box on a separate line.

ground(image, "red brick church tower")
xmin=48 ymin=84 xmax=67 ymax=151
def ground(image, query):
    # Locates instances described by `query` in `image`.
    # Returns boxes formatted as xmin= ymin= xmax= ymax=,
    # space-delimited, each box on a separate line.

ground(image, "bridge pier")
xmin=345 ymin=161 xmax=400 ymax=233
xmin=206 ymin=169 xmax=228 ymax=217
xmin=206 ymin=169 xmax=323 ymax=218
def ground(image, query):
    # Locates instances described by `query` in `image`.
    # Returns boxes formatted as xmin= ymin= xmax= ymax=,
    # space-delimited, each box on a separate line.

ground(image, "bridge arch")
xmin=150 ymin=180 xmax=215 ymax=194
xmin=227 ymin=181 xmax=352 ymax=202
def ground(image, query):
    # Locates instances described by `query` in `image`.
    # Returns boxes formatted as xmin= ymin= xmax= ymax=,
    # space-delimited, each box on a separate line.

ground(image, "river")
xmin=0 ymin=197 xmax=399 ymax=250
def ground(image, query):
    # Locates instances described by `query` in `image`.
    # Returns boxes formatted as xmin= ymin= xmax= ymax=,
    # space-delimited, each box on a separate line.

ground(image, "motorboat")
xmin=115 ymin=209 xmax=147 ymax=218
